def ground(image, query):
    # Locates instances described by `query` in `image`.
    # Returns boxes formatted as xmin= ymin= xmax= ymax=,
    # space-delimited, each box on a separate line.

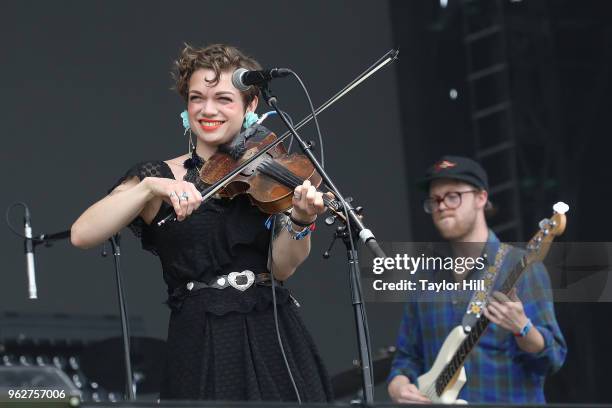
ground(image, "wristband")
xmin=289 ymin=211 xmax=316 ymax=228
xmin=514 ymin=319 xmax=532 ymax=337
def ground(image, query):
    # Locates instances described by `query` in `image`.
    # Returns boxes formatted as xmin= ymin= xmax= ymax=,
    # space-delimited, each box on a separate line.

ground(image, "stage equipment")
xmin=6 ymin=203 xmax=139 ymax=400
xmin=79 ymin=336 xmax=165 ymax=396
xmin=0 ymin=313 xmax=153 ymax=402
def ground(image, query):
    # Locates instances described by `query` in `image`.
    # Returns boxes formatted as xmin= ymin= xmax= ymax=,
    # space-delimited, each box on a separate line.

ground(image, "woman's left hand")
xmin=291 ymin=179 xmax=328 ymax=224
xmin=484 ymin=288 xmax=529 ymax=333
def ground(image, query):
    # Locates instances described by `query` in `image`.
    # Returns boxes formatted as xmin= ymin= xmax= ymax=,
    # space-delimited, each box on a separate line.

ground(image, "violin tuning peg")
xmin=355 ymin=206 xmax=363 ymax=215
xmin=345 ymin=197 xmax=354 ymax=204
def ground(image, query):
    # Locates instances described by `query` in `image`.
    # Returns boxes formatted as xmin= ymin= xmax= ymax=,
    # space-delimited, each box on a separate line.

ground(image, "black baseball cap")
xmin=421 ymin=155 xmax=489 ymax=191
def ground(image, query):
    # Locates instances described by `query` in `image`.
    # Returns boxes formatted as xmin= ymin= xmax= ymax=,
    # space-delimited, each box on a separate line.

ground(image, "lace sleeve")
xmin=108 ymin=161 xmax=167 ymax=255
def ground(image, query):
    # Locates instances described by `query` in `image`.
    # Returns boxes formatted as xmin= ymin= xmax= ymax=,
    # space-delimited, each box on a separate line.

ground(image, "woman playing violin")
xmin=70 ymin=43 xmax=333 ymax=401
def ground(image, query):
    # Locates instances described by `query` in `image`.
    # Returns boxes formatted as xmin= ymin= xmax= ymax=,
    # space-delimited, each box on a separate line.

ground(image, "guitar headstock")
xmin=525 ymin=202 xmax=568 ymax=263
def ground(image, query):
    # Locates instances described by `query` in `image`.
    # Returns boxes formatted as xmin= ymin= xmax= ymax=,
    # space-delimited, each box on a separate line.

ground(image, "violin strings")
xmin=258 ymin=160 xmax=301 ymax=189
xmin=257 ymin=160 xmax=337 ymax=209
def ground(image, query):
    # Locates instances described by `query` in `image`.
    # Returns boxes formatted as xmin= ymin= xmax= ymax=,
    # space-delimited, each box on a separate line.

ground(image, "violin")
xmin=199 ymin=130 xmax=340 ymax=215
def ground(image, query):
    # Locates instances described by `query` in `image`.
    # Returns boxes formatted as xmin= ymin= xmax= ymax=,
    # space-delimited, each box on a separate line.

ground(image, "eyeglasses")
xmin=423 ymin=190 xmax=478 ymax=214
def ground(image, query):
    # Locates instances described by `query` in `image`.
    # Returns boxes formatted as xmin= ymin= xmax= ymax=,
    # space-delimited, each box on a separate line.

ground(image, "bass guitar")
xmin=416 ymin=202 xmax=568 ymax=404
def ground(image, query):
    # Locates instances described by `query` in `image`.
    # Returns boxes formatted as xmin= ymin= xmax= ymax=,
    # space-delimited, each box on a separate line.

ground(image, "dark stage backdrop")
xmin=3 ymin=0 xmax=612 ymax=404
xmin=0 ymin=0 xmax=408 ymax=402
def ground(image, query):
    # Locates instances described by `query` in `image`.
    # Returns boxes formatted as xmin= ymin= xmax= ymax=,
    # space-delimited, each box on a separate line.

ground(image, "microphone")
xmin=23 ymin=207 xmax=37 ymax=299
xmin=232 ymin=68 xmax=291 ymax=91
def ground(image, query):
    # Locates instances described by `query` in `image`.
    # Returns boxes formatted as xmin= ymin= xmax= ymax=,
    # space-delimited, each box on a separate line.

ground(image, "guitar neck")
xmin=434 ymin=253 xmax=528 ymax=395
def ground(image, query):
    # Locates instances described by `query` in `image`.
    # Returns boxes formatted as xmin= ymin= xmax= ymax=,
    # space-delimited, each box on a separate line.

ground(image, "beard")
xmin=434 ymin=211 xmax=478 ymax=242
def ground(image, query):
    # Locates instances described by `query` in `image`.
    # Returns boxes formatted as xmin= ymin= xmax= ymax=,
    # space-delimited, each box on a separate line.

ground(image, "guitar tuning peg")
xmin=553 ymin=201 xmax=569 ymax=214
xmin=538 ymin=219 xmax=549 ymax=230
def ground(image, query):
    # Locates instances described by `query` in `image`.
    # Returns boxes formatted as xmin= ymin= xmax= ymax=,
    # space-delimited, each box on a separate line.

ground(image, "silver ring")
xmin=293 ymin=191 xmax=302 ymax=200
xmin=169 ymin=192 xmax=177 ymax=199
xmin=180 ymin=192 xmax=190 ymax=201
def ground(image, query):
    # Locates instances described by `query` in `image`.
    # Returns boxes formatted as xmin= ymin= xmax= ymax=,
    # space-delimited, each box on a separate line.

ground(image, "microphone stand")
xmin=108 ymin=233 xmax=135 ymax=400
xmin=34 ymin=230 xmax=71 ymax=247
xmin=28 ymin=229 xmax=72 ymax=298
xmin=42 ymin=233 xmax=136 ymax=400
xmin=260 ymin=84 xmax=381 ymax=404
xmin=10 ymin=211 xmax=135 ymax=400
xmin=37 ymin=231 xmax=136 ymax=399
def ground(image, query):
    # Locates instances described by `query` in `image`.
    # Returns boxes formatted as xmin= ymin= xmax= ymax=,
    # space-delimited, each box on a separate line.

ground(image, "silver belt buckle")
xmin=228 ymin=270 xmax=255 ymax=291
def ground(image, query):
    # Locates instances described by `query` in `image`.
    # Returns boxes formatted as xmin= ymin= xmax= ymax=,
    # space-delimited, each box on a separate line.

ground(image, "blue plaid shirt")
xmin=388 ymin=231 xmax=567 ymax=403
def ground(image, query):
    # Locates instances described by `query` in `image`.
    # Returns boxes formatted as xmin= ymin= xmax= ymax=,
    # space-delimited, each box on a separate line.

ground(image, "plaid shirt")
xmin=388 ymin=231 xmax=567 ymax=403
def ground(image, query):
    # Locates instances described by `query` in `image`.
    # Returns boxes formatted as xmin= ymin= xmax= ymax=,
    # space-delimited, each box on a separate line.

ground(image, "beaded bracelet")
xmin=284 ymin=216 xmax=315 ymax=240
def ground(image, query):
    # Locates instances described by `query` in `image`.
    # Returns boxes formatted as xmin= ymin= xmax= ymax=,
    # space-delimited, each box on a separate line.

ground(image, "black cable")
xmin=265 ymin=67 xmax=375 ymax=397
xmin=288 ymin=71 xmax=325 ymax=168
xmin=278 ymin=110 xmax=296 ymax=152
xmin=5 ymin=202 xmax=29 ymax=238
xmin=278 ymin=109 xmax=294 ymax=127
xmin=268 ymin=215 xmax=302 ymax=403
xmin=276 ymin=71 xmax=373 ymax=389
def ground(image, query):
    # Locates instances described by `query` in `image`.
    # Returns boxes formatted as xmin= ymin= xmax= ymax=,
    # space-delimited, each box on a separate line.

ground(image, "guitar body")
xmin=417 ymin=326 xmax=468 ymax=404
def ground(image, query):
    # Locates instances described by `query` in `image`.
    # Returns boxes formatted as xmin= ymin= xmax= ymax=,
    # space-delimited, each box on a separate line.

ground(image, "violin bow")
xmin=158 ymin=49 xmax=399 ymax=226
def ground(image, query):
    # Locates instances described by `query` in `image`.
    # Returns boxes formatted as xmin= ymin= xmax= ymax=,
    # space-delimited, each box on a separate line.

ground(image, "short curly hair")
xmin=172 ymin=43 xmax=262 ymax=108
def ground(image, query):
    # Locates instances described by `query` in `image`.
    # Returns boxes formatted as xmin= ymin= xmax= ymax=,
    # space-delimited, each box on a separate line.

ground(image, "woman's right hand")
xmin=388 ymin=375 xmax=431 ymax=404
xmin=144 ymin=177 xmax=203 ymax=221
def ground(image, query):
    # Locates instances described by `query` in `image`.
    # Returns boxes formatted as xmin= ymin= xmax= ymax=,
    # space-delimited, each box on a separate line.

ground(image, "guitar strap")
xmin=461 ymin=243 xmax=510 ymax=332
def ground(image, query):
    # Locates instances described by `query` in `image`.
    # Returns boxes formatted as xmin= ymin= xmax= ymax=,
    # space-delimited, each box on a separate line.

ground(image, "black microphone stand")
xmin=33 ymin=230 xmax=71 ymax=247
xmin=108 ymin=233 xmax=135 ymax=400
xmin=41 ymin=233 xmax=135 ymax=400
xmin=47 ymin=233 xmax=136 ymax=399
xmin=9 ymin=209 xmax=136 ymax=400
xmin=28 ymin=229 xmax=72 ymax=299
xmin=260 ymin=84 xmax=380 ymax=404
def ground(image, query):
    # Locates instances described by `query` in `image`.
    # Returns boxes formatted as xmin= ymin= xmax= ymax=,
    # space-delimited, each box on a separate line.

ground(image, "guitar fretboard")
xmin=434 ymin=254 xmax=528 ymax=396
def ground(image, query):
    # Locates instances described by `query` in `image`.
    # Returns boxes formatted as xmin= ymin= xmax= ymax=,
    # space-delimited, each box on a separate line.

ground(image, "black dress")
xmin=111 ymin=160 xmax=334 ymax=402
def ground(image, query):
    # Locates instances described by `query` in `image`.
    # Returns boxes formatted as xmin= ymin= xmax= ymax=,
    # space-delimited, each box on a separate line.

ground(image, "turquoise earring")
xmin=180 ymin=110 xmax=190 ymax=130
xmin=243 ymin=111 xmax=259 ymax=129
xmin=180 ymin=110 xmax=195 ymax=154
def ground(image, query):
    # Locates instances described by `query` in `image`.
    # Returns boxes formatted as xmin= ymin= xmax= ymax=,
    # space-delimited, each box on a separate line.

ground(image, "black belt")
xmin=186 ymin=270 xmax=272 ymax=292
